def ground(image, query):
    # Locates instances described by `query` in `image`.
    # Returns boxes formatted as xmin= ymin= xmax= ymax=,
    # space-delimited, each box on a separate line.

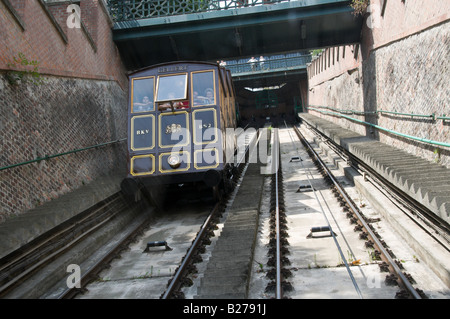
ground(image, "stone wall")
xmin=0 ymin=75 xmax=128 ymax=222
xmin=0 ymin=0 xmax=128 ymax=222
xmin=307 ymin=0 xmax=450 ymax=168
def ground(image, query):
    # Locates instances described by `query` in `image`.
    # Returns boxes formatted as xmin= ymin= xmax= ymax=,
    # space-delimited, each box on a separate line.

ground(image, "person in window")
xmin=159 ymin=93 xmax=189 ymax=111
xmin=204 ymin=88 xmax=214 ymax=104
xmin=134 ymin=96 xmax=153 ymax=112
xmin=193 ymin=88 xmax=214 ymax=105
xmin=193 ymin=91 xmax=203 ymax=106
xmin=176 ymin=100 xmax=189 ymax=109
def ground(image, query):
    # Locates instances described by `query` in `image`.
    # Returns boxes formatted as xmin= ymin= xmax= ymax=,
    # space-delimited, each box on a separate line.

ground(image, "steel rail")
xmin=285 ymin=126 xmax=361 ymax=267
xmin=272 ymin=128 xmax=282 ymax=299
xmin=161 ymin=128 xmax=260 ymax=299
xmin=161 ymin=202 xmax=220 ymax=299
xmin=0 ymin=194 xmax=122 ymax=277
xmin=303 ymin=121 xmax=450 ymax=250
xmin=0 ymin=194 xmax=126 ymax=297
xmin=293 ymin=124 xmax=422 ymax=299
xmin=284 ymin=123 xmax=363 ymax=298
xmin=58 ymin=212 xmax=153 ymax=299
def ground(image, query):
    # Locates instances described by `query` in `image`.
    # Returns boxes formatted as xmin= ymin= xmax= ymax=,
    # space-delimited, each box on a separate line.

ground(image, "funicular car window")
xmin=192 ymin=71 xmax=215 ymax=106
xmin=156 ymin=74 xmax=188 ymax=102
xmin=132 ymin=77 xmax=154 ymax=112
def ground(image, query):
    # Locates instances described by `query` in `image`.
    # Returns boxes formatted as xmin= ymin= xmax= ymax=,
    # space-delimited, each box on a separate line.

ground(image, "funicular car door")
xmin=191 ymin=68 xmax=222 ymax=172
xmin=128 ymin=75 xmax=157 ymax=178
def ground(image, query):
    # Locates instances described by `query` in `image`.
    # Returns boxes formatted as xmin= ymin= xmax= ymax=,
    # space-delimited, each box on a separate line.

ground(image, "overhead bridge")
xmin=107 ymin=0 xmax=363 ymax=70
xmin=226 ymin=52 xmax=312 ymax=87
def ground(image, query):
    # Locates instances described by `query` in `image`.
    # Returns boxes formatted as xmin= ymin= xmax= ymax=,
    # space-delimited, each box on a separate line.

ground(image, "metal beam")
xmin=113 ymin=2 xmax=355 ymax=40
xmin=110 ymin=0 xmax=362 ymax=69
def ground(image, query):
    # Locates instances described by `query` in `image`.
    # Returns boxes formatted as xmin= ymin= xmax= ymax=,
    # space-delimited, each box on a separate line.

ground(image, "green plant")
xmin=433 ymin=148 xmax=441 ymax=163
xmin=310 ymin=49 xmax=324 ymax=57
xmin=313 ymin=253 xmax=320 ymax=268
xmin=254 ymin=260 xmax=264 ymax=272
xmin=350 ymin=0 xmax=370 ymax=16
xmin=6 ymin=52 xmax=44 ymax=85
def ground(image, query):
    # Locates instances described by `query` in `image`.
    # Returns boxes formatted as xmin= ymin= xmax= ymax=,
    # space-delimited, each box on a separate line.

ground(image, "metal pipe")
xmin=309 ymin=104 xmax=376 ymax=115
xmin=0 ymin=138 xmax=126 ymax=172
xmin=307 ymin=107 xmax=450 ymax=148
xmin=309 ymin=105 xmax=449 ymax=121
xmin=378 ymin=109 xmax=435 ymax=119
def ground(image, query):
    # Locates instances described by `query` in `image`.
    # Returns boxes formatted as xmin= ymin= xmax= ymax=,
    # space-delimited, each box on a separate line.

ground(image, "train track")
xmin=290 ymin=124 xmax=424 ymax=299
xmin=264 ymin=128 xmax=292 ymax=298
xmin=302 ymin=121 xmax=450 ymax=251
xmin=0 ymin=192 xmax=148 ymax=298
xmin=68 ymin=197 xmax=217 ymax=299
xmin=0 ymin=126 xmax=257 ymax=299
xmin=249 ymin=124 xmax=449 ymax=299
xmin=68 ymin=129 xmax=259 ymax=299
xmin=75 ymin=125 xmax=443 ymax=299
xmin=2 ymin=125 xmax=447 ymax=300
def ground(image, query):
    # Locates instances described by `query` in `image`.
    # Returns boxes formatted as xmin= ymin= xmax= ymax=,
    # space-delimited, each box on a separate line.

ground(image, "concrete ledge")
xmin=0 ymin=174 xmax=124 ymax=259
xmin=299 ymin=113 xmax=450 ymax=224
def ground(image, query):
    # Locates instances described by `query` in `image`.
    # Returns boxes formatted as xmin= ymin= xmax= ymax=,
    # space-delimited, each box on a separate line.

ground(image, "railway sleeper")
xmin=268 ymin=237 xmax=289 ymax=247
xmin=379 ymin=261 xmax=390 ymax=272
xmin=270 ymin=229 xmax=289 ymax=239
xmin=267 ymin=256 xmax=291 ymax=267
xmin=266 ymin=268 xmax=293 ymax=279
xmin=265 ymin=280 xmax=293 ymax=294
xmin=267 ymin=246 xmax=290 ymax=256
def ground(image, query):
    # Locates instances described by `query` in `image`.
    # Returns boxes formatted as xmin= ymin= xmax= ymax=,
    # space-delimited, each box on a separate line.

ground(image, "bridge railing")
xmin=106 ymin=0 xmax=295 ymax=22
xmin=225 ymin=53 xmax=312 ymax=75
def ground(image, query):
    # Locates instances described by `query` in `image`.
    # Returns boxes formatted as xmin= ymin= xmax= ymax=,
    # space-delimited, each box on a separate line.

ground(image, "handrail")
xmin=378 ymin=109 xmax=435 ymax=120
xmin=437 ymin=115 xmax=450 ymax=120
xmin=0 ymin=138 xmax=126 ymax=172
xmin=306 ymin=106 xmax=450 ymax=148
xmin=309 ymin=105 xmax=449 ymax=121
xmin=309 ymin=104 xmax=376 ymax=115
xmin=226 ymin=54 xmax=312 ymax=75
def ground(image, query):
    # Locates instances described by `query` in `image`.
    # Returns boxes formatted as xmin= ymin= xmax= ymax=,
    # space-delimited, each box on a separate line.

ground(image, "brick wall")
xmin=0 ymin=0 xmax=129 ymax=222
xmin=0 ymin=0 xmax=127 ymax=87
xmin=307 ymin=0 xmax=450 ymax=168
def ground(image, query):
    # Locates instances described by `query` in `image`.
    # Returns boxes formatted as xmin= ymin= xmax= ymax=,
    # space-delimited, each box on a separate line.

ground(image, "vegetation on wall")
xmin=350 ymin=0 xmax=370 ymax=15
xmin=6 ymin=52 xmax=44 ymax=85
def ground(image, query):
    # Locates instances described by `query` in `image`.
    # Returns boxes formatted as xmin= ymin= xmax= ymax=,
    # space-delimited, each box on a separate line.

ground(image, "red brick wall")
xmin=0 ymin=0 xmax=129 ymax=223
xmin=0 ymin=0 xmax=127 ymax=87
